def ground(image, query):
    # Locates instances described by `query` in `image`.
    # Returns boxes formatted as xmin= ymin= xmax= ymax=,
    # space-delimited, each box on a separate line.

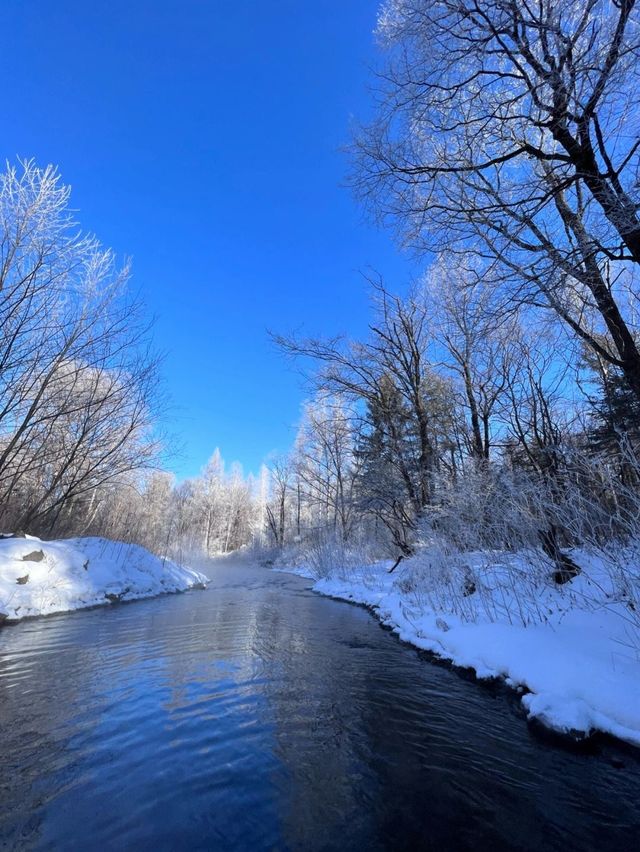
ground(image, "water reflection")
xmin=0 ymin=559 xmax=638 ymax=851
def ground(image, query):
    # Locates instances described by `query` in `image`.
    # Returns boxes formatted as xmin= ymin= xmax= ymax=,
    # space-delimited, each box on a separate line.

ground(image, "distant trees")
xmin=265 ymin=454 xmax=292 ymax=547
xmin=200 ymin=450 xmax=226 ymax=555
xmin=294 ymin=399 xmax=359 ymax=540
xmin=85 ymin=450 xmax=267 ymax=559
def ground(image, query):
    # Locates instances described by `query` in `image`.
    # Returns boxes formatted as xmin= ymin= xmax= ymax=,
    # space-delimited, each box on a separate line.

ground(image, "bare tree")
xmin=424 ymin=261 xmax=512 ymax=462
xmin=354 ymin=1 xmax=640 ymax=398
xmin=274 ymin=279 xmax=459 ymax=551
xmin=294 ymin=397 xmax=359 ymax=541
xmin=266 ymin=455 xmax=293 ymax=547
xmin=0 ymin=160 xmax=162 ymax=534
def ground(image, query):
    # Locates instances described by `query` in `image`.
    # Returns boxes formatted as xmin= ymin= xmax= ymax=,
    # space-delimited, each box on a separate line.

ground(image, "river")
xmin=0 ymin=556 xmax=638 ymax=851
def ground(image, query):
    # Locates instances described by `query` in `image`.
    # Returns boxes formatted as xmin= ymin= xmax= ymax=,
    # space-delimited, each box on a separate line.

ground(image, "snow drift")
xmin=0 ymin=536 xmax=207 ymax=622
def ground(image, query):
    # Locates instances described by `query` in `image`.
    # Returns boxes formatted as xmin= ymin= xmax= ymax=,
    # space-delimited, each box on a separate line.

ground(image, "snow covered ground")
xmin=279 ymin=551 xmax=640 ymax=748
xmin=0 ymin=536 xmax=207 ymax=622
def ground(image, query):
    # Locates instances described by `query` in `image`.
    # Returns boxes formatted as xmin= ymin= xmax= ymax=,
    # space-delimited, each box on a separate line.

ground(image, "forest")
xmin=2 ymin=4 xmax=640 ymax=842
xmin=2 ymin=2 xmax=640 ymax=629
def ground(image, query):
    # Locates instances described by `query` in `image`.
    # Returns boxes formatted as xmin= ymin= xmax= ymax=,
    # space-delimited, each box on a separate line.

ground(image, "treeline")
xmin=88 ymin=450 xmax=269 ymax=560
xmin=269 ymin=277 xmax=638 ymax=565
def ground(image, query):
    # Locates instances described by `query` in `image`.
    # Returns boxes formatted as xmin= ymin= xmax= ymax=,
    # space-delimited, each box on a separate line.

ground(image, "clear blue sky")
xmin=1 ymin=0 xmax=417 ymax=479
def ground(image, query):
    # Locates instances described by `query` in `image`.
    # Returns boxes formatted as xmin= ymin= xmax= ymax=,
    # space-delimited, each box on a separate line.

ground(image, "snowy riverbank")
xmin=278 ymin=551 xmax=640 ymax=748
xmin=0 ymin=536 xmax=207 ymax=622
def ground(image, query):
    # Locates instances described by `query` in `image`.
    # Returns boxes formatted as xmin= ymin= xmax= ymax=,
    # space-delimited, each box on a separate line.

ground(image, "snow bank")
xmin=0 ymin=536 xmax=207 ymax=622
xmin=282 ymin=553 xmax=640 ymax=748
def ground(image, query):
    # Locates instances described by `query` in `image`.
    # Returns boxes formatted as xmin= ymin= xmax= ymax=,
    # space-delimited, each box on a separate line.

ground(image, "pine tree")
xmin=589 ymin=369 xmax=640 ymax=456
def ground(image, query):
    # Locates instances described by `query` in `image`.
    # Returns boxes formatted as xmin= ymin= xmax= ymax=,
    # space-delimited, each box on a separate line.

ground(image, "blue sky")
xmin=1 ymin=0 xmax=417 ymax=479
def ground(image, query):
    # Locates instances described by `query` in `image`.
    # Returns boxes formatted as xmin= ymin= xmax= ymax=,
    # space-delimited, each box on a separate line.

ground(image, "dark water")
xmin=0 ymin=558 xmax=638 ymax=851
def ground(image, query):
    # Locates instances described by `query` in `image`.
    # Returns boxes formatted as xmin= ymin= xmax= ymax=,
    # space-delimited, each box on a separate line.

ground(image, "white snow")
xmin=281 ymin=552 xmax=640 ymax=747
xmin=0 ymin=536 xmax=207 ymax=622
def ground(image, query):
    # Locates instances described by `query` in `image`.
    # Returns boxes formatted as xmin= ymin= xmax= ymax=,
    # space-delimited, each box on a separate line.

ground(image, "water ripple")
xmin=0 ymin=557 xmax=638 ymax=851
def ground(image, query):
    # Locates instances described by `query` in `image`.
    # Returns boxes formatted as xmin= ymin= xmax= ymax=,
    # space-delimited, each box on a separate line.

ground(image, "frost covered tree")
xmin=424 ymin=262 xmax=512 ymax=463
xmin=293 ymin=397 xmax=359 ymax=541
xmin=353 ymin=375 xmax=418 ymax=553
xmin=497 ymin=325 xmax=572 ymax=476
xmin=0 ymin=160 xmax=162 ymax=535
xmin=273 ymin=268 xmax=631 ymax=576
xmin=89 ymin=450 xmax=265 ymax=559
xmin=198 ymin=449 xmax=226 ymax=555
xmin=583 ymin=348 xmax=640 ymax=461
xmin=275 ymin=281 xmax=460 ymax=552
xmin=266 ymin=455 xmax=293 ymax=547
xmin=354 ymin=0 xmax=640 ymax=400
